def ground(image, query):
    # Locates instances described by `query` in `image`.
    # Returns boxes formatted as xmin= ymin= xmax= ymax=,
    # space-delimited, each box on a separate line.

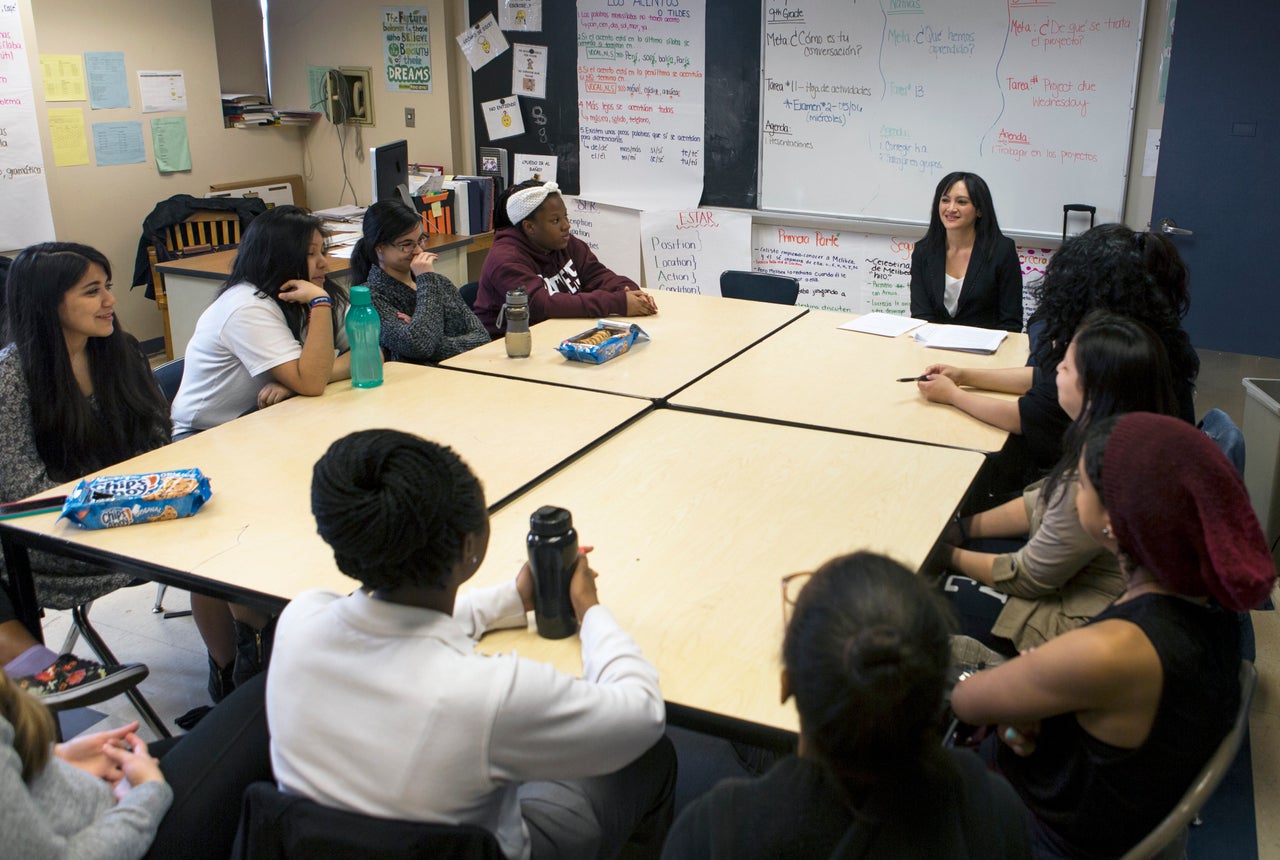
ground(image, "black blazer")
xmin=909 ymin=235 xmax=1023 ymax=332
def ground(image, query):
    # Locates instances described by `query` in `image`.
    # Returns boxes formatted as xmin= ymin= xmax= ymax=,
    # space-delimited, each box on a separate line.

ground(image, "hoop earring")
xmin=1101 ymin=526 xmax=1111 ymax=537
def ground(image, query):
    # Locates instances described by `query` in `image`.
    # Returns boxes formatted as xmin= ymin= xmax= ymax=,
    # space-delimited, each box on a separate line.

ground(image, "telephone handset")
xmin=323 ymin=69 xmax=350 ymax=125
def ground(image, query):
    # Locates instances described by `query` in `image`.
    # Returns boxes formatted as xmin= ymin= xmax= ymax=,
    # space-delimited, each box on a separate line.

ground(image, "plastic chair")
xmin=231 ymin=781 xmax=504 ymax=859
xmin=148 ymin=211 xmax=243 ymax=360
xmin=1119 ymin=660 xmax=1258 ymax=860
xmin=719 ymin=270 xmax=800 ymax=305
xmin=460 ymin=280 xmax=480 ymax=309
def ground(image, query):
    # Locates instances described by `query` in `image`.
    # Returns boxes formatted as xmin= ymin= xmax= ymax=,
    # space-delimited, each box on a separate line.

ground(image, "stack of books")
xmin=221 ymin=94 xmax=319 ymax=129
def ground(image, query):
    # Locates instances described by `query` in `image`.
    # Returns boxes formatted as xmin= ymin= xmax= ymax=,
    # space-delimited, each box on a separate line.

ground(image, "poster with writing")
xmin=85 ymin=51 xmax=128 ymax=109
xmin=383 ymin=6 xmax=433 ymax=93
xmin=48 ymin=108 xmax=89 ymax=167
xmin=512 ymin=43 xmax=547 ymax=98
xmin=92 ymin=121 xmax=145 ymax=166
xmin=577 ymin=0 xmax=706 ymax=210
xmin=458 ymin=13 xmax=510 ymax=72
xmin=515 ymin=153 xmax=557 ymax=183
xmin=0 ymin=5 xmax=57 ymax=249
xmin=41 ymin=54 xmax=86 ymax=101
xmin=752 ymin=223 xmax=1050 ymax=321
xmin=499 ymin=0 xmax=541 ymax=32
xmin=562 ymin=196 xmax=642 ymax=284
xmin=640 ymin=209 xmax=751 ymax=296
xmin=482 ymin=95 xmax=525 ymax=141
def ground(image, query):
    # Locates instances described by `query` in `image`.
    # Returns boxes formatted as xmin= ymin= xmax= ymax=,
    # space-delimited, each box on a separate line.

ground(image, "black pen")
xmin=896 ymin=374 xmax=931 ymax=382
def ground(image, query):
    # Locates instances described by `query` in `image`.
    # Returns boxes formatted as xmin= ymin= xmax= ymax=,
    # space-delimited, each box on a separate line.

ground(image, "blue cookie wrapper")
xmin=60 ymin=468 xmax=212 ymax=530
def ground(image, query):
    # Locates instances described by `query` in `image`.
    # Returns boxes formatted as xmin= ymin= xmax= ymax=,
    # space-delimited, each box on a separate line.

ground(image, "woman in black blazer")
xmin=910 ymin=172 xmax=1023 ymax=332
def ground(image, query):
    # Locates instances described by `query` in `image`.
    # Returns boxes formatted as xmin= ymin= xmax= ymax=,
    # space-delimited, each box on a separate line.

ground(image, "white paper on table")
xmin=838 ymin=313 xmax=926 ymax=337
xmin=913 ymin=324 xmax=1008 ymax=354
xmin=457 ymin=13 xmax=510 ymax=71
xmin=326 ymin=244 xmax=356 ymax=260
xmin=137 ymin=70 xmax=188 ymax=113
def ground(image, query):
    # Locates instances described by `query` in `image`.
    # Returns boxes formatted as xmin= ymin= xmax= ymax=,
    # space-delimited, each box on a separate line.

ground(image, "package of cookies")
xmin=60 ymin=468 xmax=212 ymax=530
xmin=556 ymin=320 xmax=649 ymax=365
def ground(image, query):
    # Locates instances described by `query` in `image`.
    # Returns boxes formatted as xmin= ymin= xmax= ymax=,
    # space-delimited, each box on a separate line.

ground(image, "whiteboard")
xmin=759 ymin=0 xmax=1145 ymax=237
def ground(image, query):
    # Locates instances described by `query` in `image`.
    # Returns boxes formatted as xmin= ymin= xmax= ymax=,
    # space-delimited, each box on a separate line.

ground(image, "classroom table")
xmin=669 ymin=309 xmax=1031 ymax=453
xmin=439 ymin=289 xmax=806 ymax=401
xmin=0 ymin=362 xmax=648 ymax=620
xmin=460 ymin=409 xmax=987 ymax=741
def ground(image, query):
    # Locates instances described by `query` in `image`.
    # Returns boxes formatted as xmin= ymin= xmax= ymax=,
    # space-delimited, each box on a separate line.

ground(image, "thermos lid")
xmin=504 ymin=288 xmax=529 ymax=308
xmin=529 ymin=505 xmax=573 ymax=535
xmin=350 ymin=285 xmax=373 ymax=306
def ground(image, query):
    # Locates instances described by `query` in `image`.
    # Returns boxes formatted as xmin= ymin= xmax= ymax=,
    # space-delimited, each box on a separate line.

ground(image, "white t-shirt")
xmin=171 ymin=283 xmax=348 ymax=435
xmin=944 ymin=273 xmax=965 ymax=318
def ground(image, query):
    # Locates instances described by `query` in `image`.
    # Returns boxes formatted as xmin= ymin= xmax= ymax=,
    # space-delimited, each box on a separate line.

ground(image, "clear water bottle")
xmin=527 ymin=505 xmax=579 ymax=639
xmin=501 ymin=288 xmax=532 ymax=358
xmin=346 ymin=285 xmax=383 ymax=389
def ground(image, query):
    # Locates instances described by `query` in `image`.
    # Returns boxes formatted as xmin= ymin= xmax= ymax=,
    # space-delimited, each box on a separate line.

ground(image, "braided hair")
xmin=311 ymin=430 xmax=487 ymax=590
xmin=784 ymin=552 xmax=953 ymax=801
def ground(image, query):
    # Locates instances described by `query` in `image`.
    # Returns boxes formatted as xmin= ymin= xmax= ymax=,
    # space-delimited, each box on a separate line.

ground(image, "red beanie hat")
xmin=1102 ymin=413 xmax=1275 ymax=611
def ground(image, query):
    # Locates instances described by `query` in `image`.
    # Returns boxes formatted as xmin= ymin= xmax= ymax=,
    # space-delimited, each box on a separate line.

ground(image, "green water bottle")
xmin=346 ymin=285 xmax=383 ymax=389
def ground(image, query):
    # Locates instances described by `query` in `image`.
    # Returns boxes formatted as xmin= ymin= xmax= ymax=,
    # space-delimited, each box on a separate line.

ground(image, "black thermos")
xmin=527 ymin=506 xmax=579 ymax=639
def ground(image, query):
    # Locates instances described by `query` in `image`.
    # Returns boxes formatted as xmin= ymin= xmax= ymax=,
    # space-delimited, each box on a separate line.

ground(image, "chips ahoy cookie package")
xmin=556 ymin=320 xmax=649 ymax=364
xmin=60 ymin=468 xmax=212 ymax=530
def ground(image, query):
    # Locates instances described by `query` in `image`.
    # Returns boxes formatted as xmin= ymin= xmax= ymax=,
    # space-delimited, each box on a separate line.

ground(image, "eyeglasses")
xmin=781 ymin=571 xmax=812 ymax=629
xmin=391 ymin=234 xmax=431 ymax=253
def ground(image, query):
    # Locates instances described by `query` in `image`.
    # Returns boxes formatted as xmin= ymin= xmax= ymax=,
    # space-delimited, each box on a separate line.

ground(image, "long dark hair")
xmin=221 ymin=206 xmax=348 ymax=341
xmin=784 ymin=552 xmax=952 ymax=802
xmin=917 ymin=171 xmax=1004 ymax=262
xmin=311 ymin=430 xmax=487 ymax=590
xmin=350 ymin=200 xmax=421 ymax=284
xmin=1029 ymin=224 xmax=1197 ymax=391
xmin=3 ymin=243 xmax=170 ymax=483
xmin=1040 ymin=312 xmax=1180 ymax=505
xmin=493 ymin=179 xmax=559 ymax=230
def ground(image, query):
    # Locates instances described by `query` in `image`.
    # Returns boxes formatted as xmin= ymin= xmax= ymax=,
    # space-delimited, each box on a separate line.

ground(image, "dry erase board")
xmin=467 ymin=0 xmax=761 ymax=208
xmin=760 ymin=0 xmax=1145 ymax=236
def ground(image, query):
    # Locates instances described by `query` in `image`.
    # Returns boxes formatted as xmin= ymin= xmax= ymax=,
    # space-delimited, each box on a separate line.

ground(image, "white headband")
xmin=506 ymin=181 xmax=560 ymax=224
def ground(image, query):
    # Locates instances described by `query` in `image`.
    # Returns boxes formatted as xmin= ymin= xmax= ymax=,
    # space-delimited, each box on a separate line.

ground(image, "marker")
xmin=896 ymin=374 xmax=931 ymax=382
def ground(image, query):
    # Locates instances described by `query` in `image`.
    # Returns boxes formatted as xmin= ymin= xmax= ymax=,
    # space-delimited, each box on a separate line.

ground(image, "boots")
xmin=232 ymin=615 xmax=277 ymax=691
xmin=207 ymin=652 xmax=235 ymax=703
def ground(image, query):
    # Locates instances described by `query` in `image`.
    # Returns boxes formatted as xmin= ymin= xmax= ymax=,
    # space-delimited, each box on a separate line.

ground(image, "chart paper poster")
xmin=514 ymin=153 xmax=557 ymax=184
xmin=48 ymin=108 xmax=89 ymax=167
xmin=85 ymin=51 xmax=129 ymax=109
xmin=641 ymin=209 xmax=750 ymax=296
xmin=482 ymin=95 xmax=525 ymax=141
xmin=41 ymin=54 xmax=87 ymax=101
xmin=0 ymin=5 xmax=56 ymax=248
xmin=383 ymin=7 xmax=433 ymax=93
xmin=562 ymin=196 xmax=642 ymax=285
xmin=92 ymin=121 xmax=146 ymax=166
xmin=138 ymin=70 xmax=187 ymax=113
xmin=577 ymin=0 xmax=706 ymax=210
xmin=499 ymin=0 xmax=541 ymax=32
xmin=457 ymin=13 xmax=509 ymax=72
xmin=151 ymin=117 xmax=191 ymax=173
xmin=512 ymin=43 xmax=547 ymax=98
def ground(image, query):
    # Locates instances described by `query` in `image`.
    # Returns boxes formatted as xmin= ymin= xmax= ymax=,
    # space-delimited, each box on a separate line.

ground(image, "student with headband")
xmin=952 ymin=412 xmax=1275 ymax=859
xmin=474 ymin=180 xmax=658 ymax=336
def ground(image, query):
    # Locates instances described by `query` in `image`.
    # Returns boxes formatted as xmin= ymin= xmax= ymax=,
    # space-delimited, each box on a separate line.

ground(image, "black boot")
xmin=207 ymin=652 xmax=235 ymax=703
xmin=232 ymin=615 xmax=277 ymax=690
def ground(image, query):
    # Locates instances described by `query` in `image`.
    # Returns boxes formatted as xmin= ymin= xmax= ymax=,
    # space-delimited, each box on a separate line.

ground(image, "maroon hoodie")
xmin=475 ymin=226 xmax=637 ymax=335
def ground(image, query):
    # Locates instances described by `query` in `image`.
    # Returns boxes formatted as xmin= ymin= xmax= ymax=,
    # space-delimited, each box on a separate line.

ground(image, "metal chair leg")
xmin=152 ymin=583 xmax=167 ymax=613
xmin=70 ymin=604 xmax=171 ymax=738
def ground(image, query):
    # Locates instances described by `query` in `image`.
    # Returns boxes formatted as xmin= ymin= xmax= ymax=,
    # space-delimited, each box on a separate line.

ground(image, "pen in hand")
xmin=896 ymin=375 xmax=931 ymax=382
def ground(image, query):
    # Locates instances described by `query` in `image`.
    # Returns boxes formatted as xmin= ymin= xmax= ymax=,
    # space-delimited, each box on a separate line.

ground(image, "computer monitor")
xmin=370 ymin=139 xmax=413 ymax=208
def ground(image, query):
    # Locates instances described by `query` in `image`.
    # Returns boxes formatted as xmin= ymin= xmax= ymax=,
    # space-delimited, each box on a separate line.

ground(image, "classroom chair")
xmin=147 ymin=210 xmax=243 ymax=360
xmin=719 ymin=270 xmax=800 ymax=305
xmin=1119 ymin=660 xmax=1258 ymax=860
xmin=148 ymin=358 xmax=193 ymax=618
xmin=460 ymin=280 xmax=480 ymax=309
xmin=231 ymin=781 xmax=504 ymax=859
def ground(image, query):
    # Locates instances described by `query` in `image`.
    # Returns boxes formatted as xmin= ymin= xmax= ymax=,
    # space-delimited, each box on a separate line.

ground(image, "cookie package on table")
xmin=60 ymin=468 xmax=213 ymax=530
xmin=557 ymin=320 xmax=649 ymax=365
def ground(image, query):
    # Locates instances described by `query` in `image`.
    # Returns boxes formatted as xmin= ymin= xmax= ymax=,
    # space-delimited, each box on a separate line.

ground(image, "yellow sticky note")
xmin=48 ymin=108 xmax=90 ymax=166
xmin=41 ymin=54 xmax=87 ymax=102
xmin=431 ymin=202 xmax=443 ymax=217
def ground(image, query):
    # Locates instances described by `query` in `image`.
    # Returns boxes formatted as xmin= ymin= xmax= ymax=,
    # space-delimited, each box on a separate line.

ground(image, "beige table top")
xmin=669 ymin=309 xmax=1031 ymax=453
xmin=0 ymin=363 xmax=647 ymax=605
xmin=461 ymin=409 xmax=987 ymax=735
xmin=154 ymin=248 xmax=353 ymax=281
xmin=439 ymin=289 xmax=806 ymax=400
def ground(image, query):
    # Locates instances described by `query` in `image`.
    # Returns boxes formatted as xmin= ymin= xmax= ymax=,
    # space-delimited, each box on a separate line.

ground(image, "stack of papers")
xmin=913 ymin=324 xmax=1008 ymax=354
xmin=314 ymin=205 xmax=365 ymax=223
xmin=837 ymin=313 xmax=926 ymax=338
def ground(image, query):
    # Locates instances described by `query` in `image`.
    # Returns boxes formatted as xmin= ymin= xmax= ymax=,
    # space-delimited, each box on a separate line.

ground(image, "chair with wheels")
xmin=719 ymin=270 xmax=800 ymax=305
xmin=148 ymin=210 xmax=243 ymax=360
xmin=231 ymin=781 xmax=504 ymax=860
xmin=1119 ymin=660 xmax=1258 ymax=860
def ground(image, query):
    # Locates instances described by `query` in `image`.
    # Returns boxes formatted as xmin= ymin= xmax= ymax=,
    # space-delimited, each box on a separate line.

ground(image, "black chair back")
xmin=154 ymin=357 xmax=185 ymax=405
xmin=460 ymin=281 xmax=480 ymax=309
xmin=719 ymin=270 xmax=800 ymax=305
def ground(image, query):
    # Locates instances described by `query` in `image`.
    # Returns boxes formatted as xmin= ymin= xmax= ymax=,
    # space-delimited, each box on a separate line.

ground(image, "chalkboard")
xmin=759 ymin=0 xmax=1146 ymax=236
xmin=467 ymin=0 xmax=761 ymax=207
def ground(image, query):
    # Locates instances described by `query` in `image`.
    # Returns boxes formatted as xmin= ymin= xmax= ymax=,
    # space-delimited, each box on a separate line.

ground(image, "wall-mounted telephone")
xmin=323 ymin=68 xmax=351 ymax=125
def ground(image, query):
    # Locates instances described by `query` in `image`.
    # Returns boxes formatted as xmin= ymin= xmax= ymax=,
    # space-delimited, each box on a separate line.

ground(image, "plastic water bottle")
xmin=527 ymin=505 xmax=579 ymax=639
xmin=345 ymin=285 xmax=383 ymax=389
xmin=502 ymin=289 xmax=532 ymax=358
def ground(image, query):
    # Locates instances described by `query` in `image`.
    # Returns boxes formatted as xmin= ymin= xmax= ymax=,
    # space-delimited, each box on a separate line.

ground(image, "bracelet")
xmin=308 ymin=296 xmax=333 ymax=309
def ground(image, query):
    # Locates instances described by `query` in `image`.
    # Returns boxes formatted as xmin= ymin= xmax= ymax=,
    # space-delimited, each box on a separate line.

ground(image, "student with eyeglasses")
xmin=349 ymin=200 xmax=489 ymax=363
